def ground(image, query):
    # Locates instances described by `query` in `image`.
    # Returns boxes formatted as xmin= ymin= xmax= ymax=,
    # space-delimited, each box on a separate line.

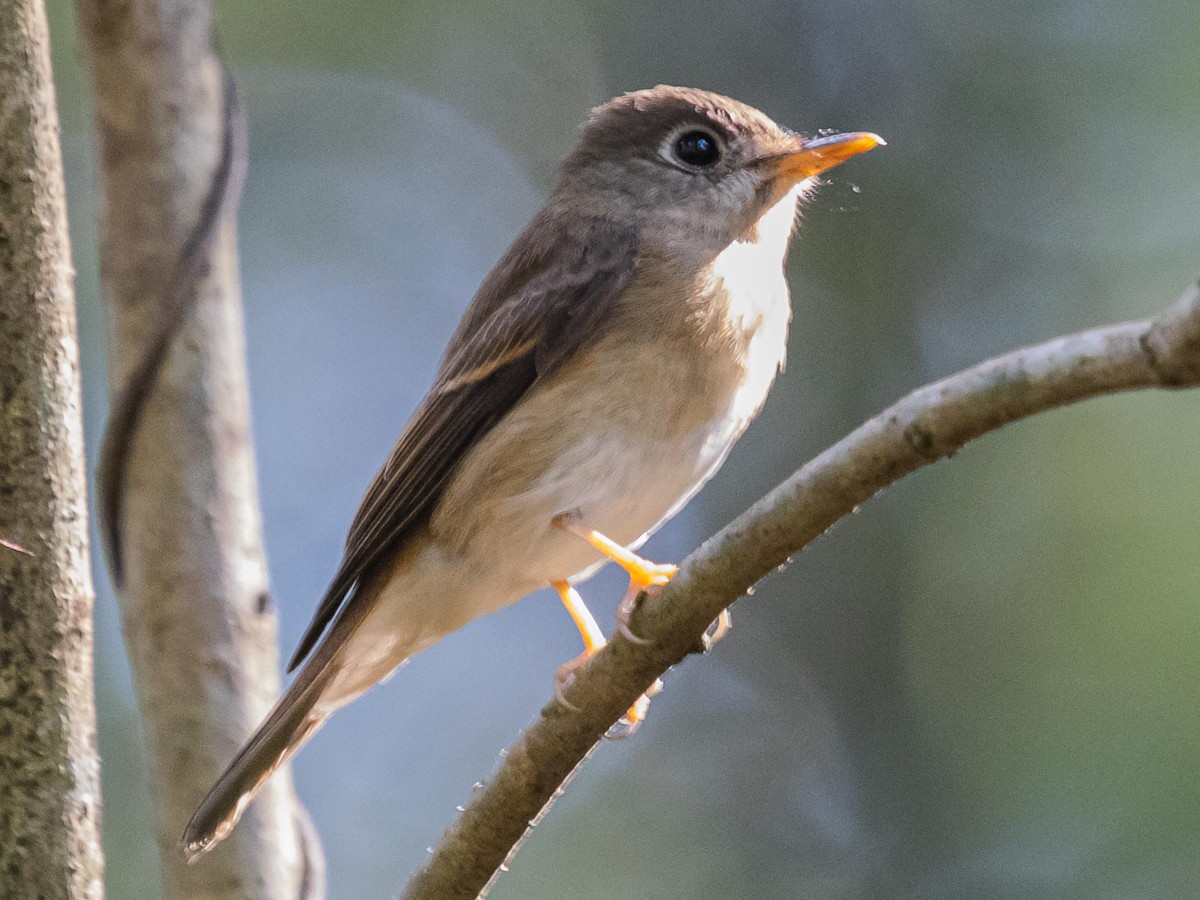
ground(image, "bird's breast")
xmin=695 ymin=225 xmax=794 ymax=420
xmin=429 ymin=239 xmax=792 ymax=598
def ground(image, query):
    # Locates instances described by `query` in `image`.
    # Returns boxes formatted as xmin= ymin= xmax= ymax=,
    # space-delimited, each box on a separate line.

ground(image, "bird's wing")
xmin=287 ymin=215 xmax=638 ymax=671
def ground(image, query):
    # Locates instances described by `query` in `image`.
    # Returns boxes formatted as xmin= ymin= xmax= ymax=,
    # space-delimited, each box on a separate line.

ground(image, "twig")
xmin=402 ymin=279 xmax=1200 ymax=900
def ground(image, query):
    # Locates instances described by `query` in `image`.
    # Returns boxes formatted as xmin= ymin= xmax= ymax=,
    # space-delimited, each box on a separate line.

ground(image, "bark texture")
xmin=75 ymin=0 xmax=322 ymax=896
xmin=402 ymin=281 xmax=1200 ymax=900
xmin=0 ymin=0 xmax=104 ymax=895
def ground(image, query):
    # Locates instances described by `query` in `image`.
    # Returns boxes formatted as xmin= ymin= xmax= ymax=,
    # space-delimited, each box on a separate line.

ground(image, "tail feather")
xmin=182 ymin=656 xmax=337 ymax=861
xmin=184 ymin=561 xmax=408 ymax=859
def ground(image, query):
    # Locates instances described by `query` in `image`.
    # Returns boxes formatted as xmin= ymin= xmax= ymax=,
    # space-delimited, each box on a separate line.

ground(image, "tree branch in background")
xmin=0 ymin=0 xmax=103 ymax=893
xmin=75 ymin=0 xmax=324 ymax=896
xmin=403 ymin=279 xmax=1200 ymax=900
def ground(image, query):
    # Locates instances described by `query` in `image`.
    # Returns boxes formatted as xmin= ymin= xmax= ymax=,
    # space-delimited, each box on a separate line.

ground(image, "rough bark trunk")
xmin=75 ymin=0 xmax=323 ymax=896
xmin=0 ymin=0 xmax=104 ymax=895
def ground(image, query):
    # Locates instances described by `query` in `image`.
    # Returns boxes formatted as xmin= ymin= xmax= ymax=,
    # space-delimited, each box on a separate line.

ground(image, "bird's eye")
xmin=672 ymin=130 xmax=721 ymax=168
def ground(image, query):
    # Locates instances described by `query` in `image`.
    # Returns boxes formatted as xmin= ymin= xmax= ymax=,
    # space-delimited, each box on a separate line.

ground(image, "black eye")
xmin=672 ymin=130 xmax=721 ymax=168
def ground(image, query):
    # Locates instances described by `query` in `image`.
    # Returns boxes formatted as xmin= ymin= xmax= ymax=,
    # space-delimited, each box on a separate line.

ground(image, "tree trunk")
xmin=0 ymin=0 xmax=104 ymax=895
xmin=75 ymin=0 xmax=323 ymax=896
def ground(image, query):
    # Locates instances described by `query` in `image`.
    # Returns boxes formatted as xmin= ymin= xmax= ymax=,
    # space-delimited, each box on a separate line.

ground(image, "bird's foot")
xmin=553 ymin=648 xmax=661 ymax=735
xmin=700 ymin=609 xmax=733 ymax=652
xmin=551 ymin=578 xmax=653 ymax=726
xmin=606 ymin=684 xmax=658 ymax=739
xmin=553 ymin=517 xmax=678 ymax=603
xmin=614 ymin=563 xmax=678 ymax=644
xmin=626 ymin=559 xmax=679 ymax=592
xmin=553 ymin=649 xmax=595 ymax=712
xmin=615 ymin=581 xmax=651 ymax=644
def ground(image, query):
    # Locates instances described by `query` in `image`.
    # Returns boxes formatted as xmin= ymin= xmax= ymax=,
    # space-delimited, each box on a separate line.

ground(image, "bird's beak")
xmin=773 ymin=131 xmax=886 ymax=182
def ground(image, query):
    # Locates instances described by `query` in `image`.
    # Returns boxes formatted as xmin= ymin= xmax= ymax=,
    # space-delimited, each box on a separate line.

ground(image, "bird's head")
xmin=556 ymin=85 xmax=883 ymax=256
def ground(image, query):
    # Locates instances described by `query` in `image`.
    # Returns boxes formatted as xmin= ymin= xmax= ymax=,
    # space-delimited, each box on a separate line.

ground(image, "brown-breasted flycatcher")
xmin=184 ymin=85 xmax=882 ymax=857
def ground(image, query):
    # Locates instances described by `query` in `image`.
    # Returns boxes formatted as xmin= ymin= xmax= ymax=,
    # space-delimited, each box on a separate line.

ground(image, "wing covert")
xmin=287 ymin=216 xmax=637 ymax=671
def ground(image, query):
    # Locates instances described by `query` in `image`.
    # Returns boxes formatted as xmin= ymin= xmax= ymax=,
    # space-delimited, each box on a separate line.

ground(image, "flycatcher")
xmin=184 ymin=85 xmax=882 ymax=857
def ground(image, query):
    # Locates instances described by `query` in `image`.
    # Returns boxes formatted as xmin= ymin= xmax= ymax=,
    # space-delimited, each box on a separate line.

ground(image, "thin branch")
xmin=402 ymin=279 xmax=1200 ymax=900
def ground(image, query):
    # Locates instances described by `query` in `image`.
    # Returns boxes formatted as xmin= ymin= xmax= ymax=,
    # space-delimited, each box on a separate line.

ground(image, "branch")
xmin=76 ymin=1 xmax=324 ymax=896
xmin=92 ymin=56 xmax=245 ymax=588
xmin=0 ymin=0 xmax=103 ymax=891
xmin=402 ymin=279 xmax=1200 ymax=899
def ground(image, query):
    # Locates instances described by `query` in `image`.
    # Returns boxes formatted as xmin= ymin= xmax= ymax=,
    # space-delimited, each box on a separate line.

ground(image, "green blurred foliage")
xmin=44 ymin=0 xmax=1200 ymax=896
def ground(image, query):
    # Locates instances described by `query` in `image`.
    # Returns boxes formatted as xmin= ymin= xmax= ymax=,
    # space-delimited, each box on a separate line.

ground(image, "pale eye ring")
xmin=671 ymin=130 xmax=722 ymax=168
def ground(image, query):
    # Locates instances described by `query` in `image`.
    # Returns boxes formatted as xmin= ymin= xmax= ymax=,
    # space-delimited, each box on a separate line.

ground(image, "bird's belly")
xmin=470 ymin=425 xmax=732 ymax=597
xmin=331 ymin=384 xmax=754 ymax=704
xmin=538 ymin=416 xmax=736 ymax=579
xmin=432 ymin=333 xmax=782 ymax=603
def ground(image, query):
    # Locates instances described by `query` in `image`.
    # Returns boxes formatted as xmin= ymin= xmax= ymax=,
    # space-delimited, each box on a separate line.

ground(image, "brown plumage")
xmin=184 ymin=85 xmax=882 ymax=859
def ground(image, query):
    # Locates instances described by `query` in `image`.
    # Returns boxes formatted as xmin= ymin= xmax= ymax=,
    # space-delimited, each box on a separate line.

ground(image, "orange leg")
xmin=554 ymin=579 xmax=605 ymax=654
xmin=566 ymin=523 xmax=731 ymax=651
xmin=551 ymin=580 xmax=655 ymax=734
xmin=573 ymin=526 xmax=679 ymax=593
xmin=553 ymin=516 xmax=679 ymax=642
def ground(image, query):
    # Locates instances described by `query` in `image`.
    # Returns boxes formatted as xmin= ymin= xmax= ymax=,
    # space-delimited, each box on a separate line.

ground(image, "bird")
xmin=183 ymin=84 xmax=882 ymax=858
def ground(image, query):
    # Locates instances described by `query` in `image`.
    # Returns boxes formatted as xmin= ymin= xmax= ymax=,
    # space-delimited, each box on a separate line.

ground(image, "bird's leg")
xmin=579 ymin=526 xmax=679 ymax=592
xmin=554 ymin=580 xmax=604 ymax=657
xmin=550 ymin=579 xmax=655 ymax=734
xmin=550 ymin=580 xmax=606 ymax=712
xmin=554 ymin=515 xmax=678 ymax=643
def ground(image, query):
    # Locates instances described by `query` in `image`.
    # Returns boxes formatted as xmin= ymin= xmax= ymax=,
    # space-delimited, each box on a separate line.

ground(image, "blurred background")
xmin=45 ymin=0 xmax=1200 ymax=896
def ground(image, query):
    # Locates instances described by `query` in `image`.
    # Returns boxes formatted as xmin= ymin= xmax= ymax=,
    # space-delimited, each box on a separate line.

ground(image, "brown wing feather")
xmin=287 ymin=214 xmax=638 ymax=671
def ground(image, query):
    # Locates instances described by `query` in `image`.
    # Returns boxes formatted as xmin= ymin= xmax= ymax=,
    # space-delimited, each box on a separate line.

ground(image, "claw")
xmin=700 ymin=609 xmax=732 ymax=652
xmin=553 ymin=652 xmax=591 ymax=712
xmin=607 ymin=697 xmax=650 ymax=739
xmin=605 ymin=678 xmax=663 ymax=739
xmin=551 ymin=580 xmax=653 ymax=726
xmin=615 ymin=582 xmax=651 ymax=645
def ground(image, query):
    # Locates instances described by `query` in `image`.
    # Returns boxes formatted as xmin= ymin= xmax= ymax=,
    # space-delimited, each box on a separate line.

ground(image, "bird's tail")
xmin=182 ymin=635 xmax=344 ymax=861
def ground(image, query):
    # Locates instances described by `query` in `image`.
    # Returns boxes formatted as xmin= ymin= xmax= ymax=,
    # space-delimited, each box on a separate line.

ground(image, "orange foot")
xmin=582 ymin=528 xmax=678 ymax=599
xmin=553 ymin=516 xmax=680 ymax=644
xmin=551 ymin=580 xmax=657 ymax=735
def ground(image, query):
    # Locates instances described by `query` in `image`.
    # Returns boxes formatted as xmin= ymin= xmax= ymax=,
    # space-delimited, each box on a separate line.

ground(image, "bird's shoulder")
xmin=434 ymin=208 xmax=640 ymax=387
